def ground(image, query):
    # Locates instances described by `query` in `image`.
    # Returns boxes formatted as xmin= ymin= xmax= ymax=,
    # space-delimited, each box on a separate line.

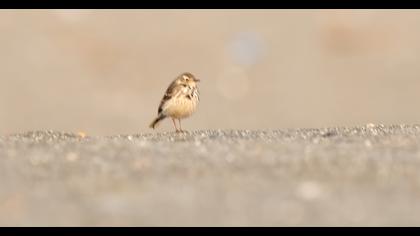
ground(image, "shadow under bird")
xmin=149 ymin=72 xmax=200 ymax=132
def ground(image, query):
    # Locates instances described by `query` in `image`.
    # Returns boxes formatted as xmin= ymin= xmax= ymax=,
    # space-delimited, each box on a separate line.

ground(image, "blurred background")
xmin=0 ymin=9 xmax=419 ymax=135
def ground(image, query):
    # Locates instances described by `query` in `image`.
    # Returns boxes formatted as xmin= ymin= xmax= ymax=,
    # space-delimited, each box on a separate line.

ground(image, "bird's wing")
xmin=158 ymin=80 xmax=183 ymax=114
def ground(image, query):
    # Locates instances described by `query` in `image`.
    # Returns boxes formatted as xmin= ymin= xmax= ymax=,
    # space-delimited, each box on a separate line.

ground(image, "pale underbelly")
xmin=163 ymin=98 xmax=198 ymax=119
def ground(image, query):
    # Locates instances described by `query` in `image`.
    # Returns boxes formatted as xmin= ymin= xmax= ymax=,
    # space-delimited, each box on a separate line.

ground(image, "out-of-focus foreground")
xmin=0 ymin=10 xmax=420 ymax=135
xmin=1 ymin=125 xmax=420 ymax=226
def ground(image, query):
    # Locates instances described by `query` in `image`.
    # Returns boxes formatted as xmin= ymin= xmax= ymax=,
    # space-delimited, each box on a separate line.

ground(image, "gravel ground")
xmin=1 ymin=124 xmax=420 ymax=226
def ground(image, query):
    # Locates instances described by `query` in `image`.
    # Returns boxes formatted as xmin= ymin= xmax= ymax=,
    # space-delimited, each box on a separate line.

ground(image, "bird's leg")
xmin=178 ymin=119 xmax=184 ymax=132
xmin=172 ymin=118 xmax=180 ymax=132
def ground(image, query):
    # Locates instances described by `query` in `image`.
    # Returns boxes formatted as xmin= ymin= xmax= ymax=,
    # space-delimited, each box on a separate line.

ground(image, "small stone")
xmin=78 ymin=131 xmax=87 ymax=138
xmin=366 ymin=123 xmax=375 ymax=128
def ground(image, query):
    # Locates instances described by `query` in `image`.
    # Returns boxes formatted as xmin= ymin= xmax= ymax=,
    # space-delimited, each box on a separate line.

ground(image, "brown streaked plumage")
xmin=149 ymin=72 xmax=200 ymax=132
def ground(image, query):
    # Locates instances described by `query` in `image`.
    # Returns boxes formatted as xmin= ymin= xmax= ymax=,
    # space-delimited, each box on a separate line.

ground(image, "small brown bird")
xmin=149 ymin=72 xmax=200 ymax=132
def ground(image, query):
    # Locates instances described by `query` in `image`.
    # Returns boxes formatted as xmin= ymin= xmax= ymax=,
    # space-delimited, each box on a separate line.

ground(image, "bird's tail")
xmin=149 ymin=114 xmax=166 ymax=129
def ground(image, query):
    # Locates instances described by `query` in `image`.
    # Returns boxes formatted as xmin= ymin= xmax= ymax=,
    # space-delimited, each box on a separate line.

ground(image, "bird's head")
xmin=177 ymin=72 xmax=200 ymax=86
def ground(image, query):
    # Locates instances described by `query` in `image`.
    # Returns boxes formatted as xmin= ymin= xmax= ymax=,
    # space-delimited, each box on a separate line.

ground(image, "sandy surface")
xmin=1 ymin=124 xmax=420 ymax=226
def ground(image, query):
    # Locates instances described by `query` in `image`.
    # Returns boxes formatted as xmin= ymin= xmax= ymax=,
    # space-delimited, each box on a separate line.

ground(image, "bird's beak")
xmin=194 ymin=78 xmax=200 ymax=82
